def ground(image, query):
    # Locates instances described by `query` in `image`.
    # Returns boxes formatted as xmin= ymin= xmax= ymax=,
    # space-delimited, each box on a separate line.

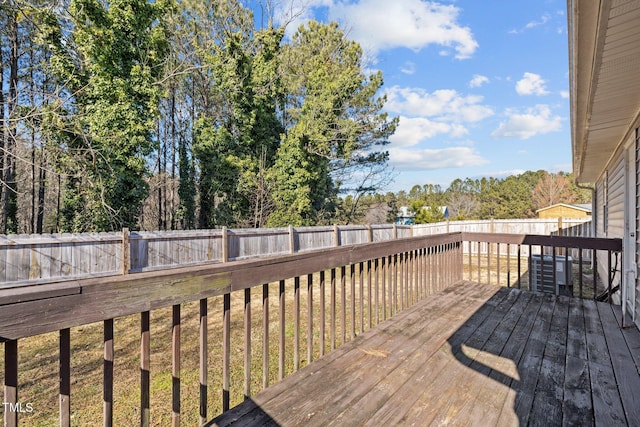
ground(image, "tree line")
xmin=0 ymin=0 xmax=397 ymax=234
xmin=342 ymin=170 xmax=592 ymax=224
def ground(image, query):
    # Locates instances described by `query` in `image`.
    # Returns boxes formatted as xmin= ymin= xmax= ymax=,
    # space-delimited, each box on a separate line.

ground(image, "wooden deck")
xmin=209 ymin=281 xmax=640 ymax=426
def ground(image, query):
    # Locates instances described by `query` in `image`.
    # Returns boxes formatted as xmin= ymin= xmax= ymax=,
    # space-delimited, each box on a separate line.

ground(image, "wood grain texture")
xmin=208 ymin=282 xmax=640 ymax=427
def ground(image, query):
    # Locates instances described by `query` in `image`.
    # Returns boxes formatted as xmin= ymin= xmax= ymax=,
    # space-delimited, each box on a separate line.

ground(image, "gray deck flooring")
xmin=209 ymin=281 xmax=640 ymax=426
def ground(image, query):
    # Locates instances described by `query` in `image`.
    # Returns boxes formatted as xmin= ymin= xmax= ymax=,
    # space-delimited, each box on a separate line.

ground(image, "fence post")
xmin=289 ymin=225 xmax=296 ymax=253
xmin=122 ymin=228 xmax=130 ymax=275
xmin=557 ymin=217 xmax=563 ymax=234
xmin=367 ymin=224 xmax=373 ymax=243
xmin=334 ymin=224 xmax=340 ymax=247
xmin=393 ymin=224 xmax=398 ymax=240
xmin=222 ymin=227 xmax=229 ymax=262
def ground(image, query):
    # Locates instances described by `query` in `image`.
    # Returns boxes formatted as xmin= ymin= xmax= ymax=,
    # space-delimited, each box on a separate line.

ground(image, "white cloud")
xmin=331 ymin=0 xmax=477 ymax=59
xmin=491 ymin=105 xmax=563 ymax=140
xmin=385 ymin=86 xmax=494 ymax=123
xmin=400 ymin=61 xmax=416 ymax=75
xmin=509 ymin=14 xmax=551 ymax=34
xmin=473 ymin=169 xmax=527 ymax=180
xmin=389 ymin=146 xmax=488 ymax=170
xmin=469 ymin=74 xmax=489 ymax=88
xmin=516 ymin=72 xmax=549 ymax=96
xmin=390 ymin=116 xmax=468 ymax=147
xmin=560 ymin=90 xmax=570 ymax=99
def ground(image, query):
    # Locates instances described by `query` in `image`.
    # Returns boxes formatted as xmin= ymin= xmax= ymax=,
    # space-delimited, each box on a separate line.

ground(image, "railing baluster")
xmin=141 ymin=311 xmax=150 ymax=427
xmin=477 ymin=241 xmax=481 ymax=283
xmin=607 ymin=250 xmax=613 ymax=303
xmin=319 ymin=272 xmax=325 ymax=357
xmin=172 ymin=305 xmax=180 ymax=427
xmin=468 ymin=242 xmax=472 ymax=281
xmin=278 ymin=280 xmax=285 ymax=380
xmin=60 ymin=328 xmax=71 ymax=427
xmin=294 ymin=276 xmax=300 ymax=371
xmin=565 ymin=247 xmax=570 ymax=297
xmin=359 ymin=262 xmax=364 ymax=334
xmin=374 ymin=258 xmax=380 ymax=325
xmin=487 ymin=242 xmax=492 ymax=285
xmin=262 ymin=283 xmax=269 ymax=389
xmin=393 ymin=254 xmax=398 ymax=315
xmin=593 ymin=249 xmax=598 ymax=299
xmin=341 ymin=266 xmax=346 ymax=345
xmin=417 ymin=249 xmax=422 ymax=299
xmin=552 ymin=247 xmax=557 ymax=295
xmin=517 ymin=245 xmax=522 ymax=289
xmin=399 ymin=253 xmax=404 ymax=310
xmin=104 ymin=319 xmax=114 ymax=427
xmin=199 ymin=299 xmax=208 ymax=423
xmin=307 ymin=273 xmax=313 ymax=364
xmin=497 ymin=243 xmax=501 ymax=286
xmin=4 ymin=339 xmax=18 ymax=427
xmin=507 ymin=244 xmax=511 ymax=288
xmin=244 ymin=288 xmax=251 ymax=398
xmin=223 ymin=293 xmax=231 ymax=411
xmin=430 ymin=247 xmax=435 ymax=293
xmin=350 ymin=264 xmax=356 ymax=339
xmin=330 ymin=269 xmax=336 ymax=351
xmin=579 ymin=249 xmax=584 ymax=298
xmin=382 ymin=257 xmax=387 ymax=320
xmin=367 ymin=260 xmax=372 ymax=329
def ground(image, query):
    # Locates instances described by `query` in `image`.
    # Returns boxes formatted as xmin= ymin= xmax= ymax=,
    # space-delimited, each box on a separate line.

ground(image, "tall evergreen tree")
xmin=49 ymin=0 xmax=170 ymax=231
xmin=268 ymin=21 xmax=397 ymax=226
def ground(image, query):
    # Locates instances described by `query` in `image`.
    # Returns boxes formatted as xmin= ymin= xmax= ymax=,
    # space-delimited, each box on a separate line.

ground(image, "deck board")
xmin=208 ymin=281 xmax=640 ymax=427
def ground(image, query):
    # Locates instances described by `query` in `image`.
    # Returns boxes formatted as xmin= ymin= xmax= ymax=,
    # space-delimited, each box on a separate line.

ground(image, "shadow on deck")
xmin=208 ymin=281 xmax=640 ymax=426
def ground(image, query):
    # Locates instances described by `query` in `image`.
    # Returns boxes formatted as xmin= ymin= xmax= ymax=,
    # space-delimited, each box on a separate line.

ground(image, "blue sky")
xmin=270 ymin=0 xmax=571 ymax=192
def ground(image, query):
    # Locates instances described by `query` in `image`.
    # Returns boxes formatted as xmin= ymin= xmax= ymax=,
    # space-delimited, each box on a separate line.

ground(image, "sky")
xmin=269 ymin=0 xmax=571 ymax=193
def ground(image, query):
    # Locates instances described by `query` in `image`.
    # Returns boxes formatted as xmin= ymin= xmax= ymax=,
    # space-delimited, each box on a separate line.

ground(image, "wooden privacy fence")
xmin=0 ymin=220 xmax=592 ymax=289
xmin=0 ymin=232 xmax=462 ymax=426
xmin=0 ymin=225 xmax=412 ymax=288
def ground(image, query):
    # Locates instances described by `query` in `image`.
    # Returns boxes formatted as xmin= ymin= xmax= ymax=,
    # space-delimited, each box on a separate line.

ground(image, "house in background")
xmin=569 ymin=0 xmax=640 ymax=328
xmin=396 ymin=206 xmax=415 ymax=225
xmin=395 ymin=206 xmax=449 ymax=225
xmin=536 ymin=203 xmax=592 ymax=219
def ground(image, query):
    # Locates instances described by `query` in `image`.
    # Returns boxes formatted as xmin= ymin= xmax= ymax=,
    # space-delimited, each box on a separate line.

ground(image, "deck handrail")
xmin=0 ymin=232 xmax=620 ymax=426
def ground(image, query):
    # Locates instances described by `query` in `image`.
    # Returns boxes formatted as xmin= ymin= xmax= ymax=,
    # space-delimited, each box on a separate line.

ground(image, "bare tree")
xmin=532 ymin=172 xmax=575 ymax=211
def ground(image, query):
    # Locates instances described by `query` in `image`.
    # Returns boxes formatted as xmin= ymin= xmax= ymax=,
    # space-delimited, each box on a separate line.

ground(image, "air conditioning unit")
xmin=529 ymin=254 xmax=573 ymax=296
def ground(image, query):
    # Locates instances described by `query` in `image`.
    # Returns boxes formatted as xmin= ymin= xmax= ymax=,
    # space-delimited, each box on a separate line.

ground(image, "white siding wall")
xmin=635 ymin=134 xmax=640 ymax=329
xmin=608 ymin=152 xmax=626 ymax=238
xmin=595 ymin=150 xmax=625 ymax=300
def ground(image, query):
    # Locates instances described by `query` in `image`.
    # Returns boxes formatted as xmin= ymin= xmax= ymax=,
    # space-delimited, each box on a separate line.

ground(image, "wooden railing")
xmin=0 ymin=232 xmax=620 ymax=426
xmin=461 ymin=232 xmax=622 ymax=301
xmin=0 ymin=219 xmax=592 ymax=288
xmin=0 ymin=233 xmax=462 ymax=426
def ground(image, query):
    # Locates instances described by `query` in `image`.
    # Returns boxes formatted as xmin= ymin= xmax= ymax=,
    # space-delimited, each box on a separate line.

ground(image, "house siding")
xmin=594 ymin=150 xmax=624 ymax=303
xmin=635 ymin=133 xmax=640 ymax=328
